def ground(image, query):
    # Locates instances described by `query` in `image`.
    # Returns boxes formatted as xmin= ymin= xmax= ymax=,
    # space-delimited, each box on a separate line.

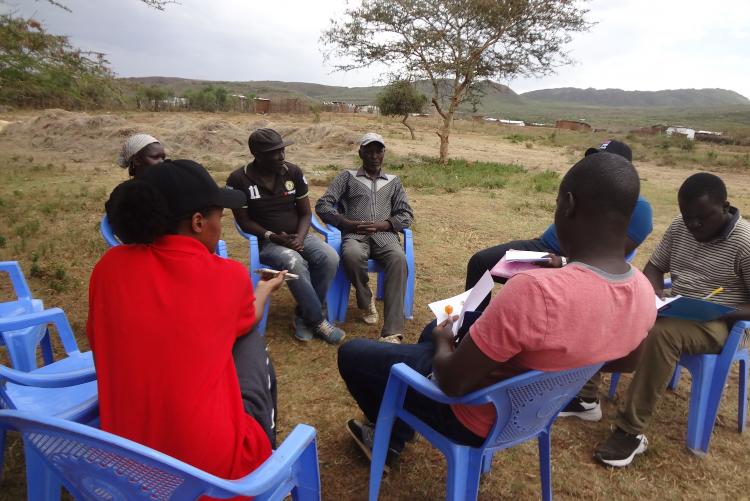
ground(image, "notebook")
xmin=656 ymin=295 xmax=736 ymax=322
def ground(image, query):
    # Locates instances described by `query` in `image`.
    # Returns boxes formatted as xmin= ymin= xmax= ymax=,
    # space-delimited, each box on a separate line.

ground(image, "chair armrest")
xmin=0 ymin=308 xmax=80 ymax=355
xmin=0 ymin=261 xmax=33 ymax=307
xmin=214 ymin=424 xmax=317 ymax=495
xmin=0 ymin=364 xmax=96 ymax=387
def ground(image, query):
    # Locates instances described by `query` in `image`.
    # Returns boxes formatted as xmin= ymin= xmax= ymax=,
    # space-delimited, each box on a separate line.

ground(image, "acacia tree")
xmin=377 ymin=80 xmax=428 ymax=139
xmin=322 ymin=0 xmax=590 ymax=163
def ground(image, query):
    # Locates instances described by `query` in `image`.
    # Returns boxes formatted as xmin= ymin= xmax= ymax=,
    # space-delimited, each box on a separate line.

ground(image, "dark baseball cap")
xmin=248 ymin=128 xmax=294 ymax=154
xmin=584 ymin=140 xmax=632 ymax=162
xmin=140 ymin=159 xmax=246 ymax=219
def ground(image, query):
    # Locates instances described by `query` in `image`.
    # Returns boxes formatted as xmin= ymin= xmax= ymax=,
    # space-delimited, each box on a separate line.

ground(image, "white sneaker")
xmin=362 ymin=297 xmax=379 ymax=325
xmin=558 ymin=397 xmax=602 ymax=422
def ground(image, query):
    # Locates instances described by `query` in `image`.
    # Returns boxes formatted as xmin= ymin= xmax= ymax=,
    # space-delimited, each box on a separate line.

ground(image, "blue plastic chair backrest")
xmin=0 ymin=308 xmax=81 ymax=360
xmin=0 ymin=409 xmax=318 ymax=501
xmin=0 ymin=261 xmax=34 ymax=312
xmin=474 ymin=363 xmax=603 ymax=450
xmin=100 ymin=214 xmax=121 ymax=247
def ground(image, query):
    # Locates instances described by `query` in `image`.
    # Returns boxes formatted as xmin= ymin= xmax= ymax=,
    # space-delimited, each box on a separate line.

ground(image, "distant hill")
xmin=521 ymin=87 xmax=750 ymax=107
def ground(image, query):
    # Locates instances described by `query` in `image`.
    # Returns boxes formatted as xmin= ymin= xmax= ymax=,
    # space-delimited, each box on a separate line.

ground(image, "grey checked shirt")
xmin=315 ymin=167 xmax=413 ymax=247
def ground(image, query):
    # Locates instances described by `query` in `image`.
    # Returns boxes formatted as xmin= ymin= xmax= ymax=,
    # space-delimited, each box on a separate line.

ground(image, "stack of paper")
xmin=490 ymin=250 xmax=550 ymax=278
xmin=503 ymin=250 xmax=551 ymax=263
xmin=428 ymin=271 xmax=495 ymax=335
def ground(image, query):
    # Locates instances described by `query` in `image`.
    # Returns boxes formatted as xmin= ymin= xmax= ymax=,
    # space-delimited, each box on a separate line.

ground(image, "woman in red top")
xmin=87 ymin=159 xmax=285 ymax=480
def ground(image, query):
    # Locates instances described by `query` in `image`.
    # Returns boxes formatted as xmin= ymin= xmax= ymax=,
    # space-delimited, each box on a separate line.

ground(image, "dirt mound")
xmin=277 ymin=124 xmax=359 ymax=150
xmin=161 ymin=117 xmax=248 ymax=159
xmin=0 ymin=109 xmax=131 ymax=156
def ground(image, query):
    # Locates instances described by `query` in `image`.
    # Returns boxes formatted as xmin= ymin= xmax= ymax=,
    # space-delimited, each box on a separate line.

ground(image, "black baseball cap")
xmin=248 ymin=128 xmax=294 ymax=154
xmin=140 ymin=159 xmax=246 ymax=219
xmin=584 ymin=140 xmax=632 ymax=162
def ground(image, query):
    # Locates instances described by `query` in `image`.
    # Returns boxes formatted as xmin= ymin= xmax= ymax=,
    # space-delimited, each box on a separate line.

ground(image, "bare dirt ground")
xmin=1 ymin=110 xmax=749 ymax=500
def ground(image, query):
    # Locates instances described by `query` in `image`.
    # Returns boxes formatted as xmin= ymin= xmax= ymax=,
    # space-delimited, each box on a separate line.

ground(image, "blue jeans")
xmin=337 ymin=321 xmax=484 ymax=451
xmin=259 ymin=234 xmax=338 ymax=327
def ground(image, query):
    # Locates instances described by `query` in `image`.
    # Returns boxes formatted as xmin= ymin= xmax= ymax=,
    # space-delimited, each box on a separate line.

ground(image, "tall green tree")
xmin=322 ymin=0 xmax=590 ymax=163
xmin=0 ymin=15 xmax=120 ymax=108
xmin=377 ymin=80 xmax=427 ymax=139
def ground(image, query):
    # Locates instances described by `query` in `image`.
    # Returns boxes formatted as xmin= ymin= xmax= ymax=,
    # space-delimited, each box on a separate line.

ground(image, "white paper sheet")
xmin=428 ymin=270 xmax=495 ymax=335
xmin=504 ymin=250 xmax=551 ymax=263
xmin=655 ymin=294 xmax=681 ymax=310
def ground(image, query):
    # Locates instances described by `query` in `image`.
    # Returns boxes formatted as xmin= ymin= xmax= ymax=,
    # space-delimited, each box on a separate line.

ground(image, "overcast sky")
xmin=7 ymin=0 xmax=750 ymax=98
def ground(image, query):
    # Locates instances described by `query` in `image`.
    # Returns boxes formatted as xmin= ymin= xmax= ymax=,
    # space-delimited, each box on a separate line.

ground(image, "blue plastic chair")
xmin=0 ymin=308 xmax=98 ymax=493
xmin=100 ymin=214 xmax=229 ymax=258
xmin=0 ymin=261 xmax=52 ymax=372
xmin=608 ymin=320 xmax=749 ymax=455
xmin=0 ymin=409 xmax=321 ymax=501
xmin=369 ymin=362 xmax=603 ymax=501
xmin=310 ymin=217 xmax=415 ymax=323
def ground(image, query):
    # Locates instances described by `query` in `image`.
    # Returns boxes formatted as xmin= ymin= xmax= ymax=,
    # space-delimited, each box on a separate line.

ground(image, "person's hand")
xmin=339 ymin=218 xmax=364 ymax=234
xmin=257 ymin=270 xmax=287 ymax=293
xmin=356 ymin=221 xmax=391 ymax=235
xmin=537 ymin=254 xmax=564 ymax=268
xmin=288 ymin=235 xmax=305 ymax=252
xmin=432 ymin=316 xmax=459 ymax=345
xmin=269 ymin=232 xmax=298 ymax=250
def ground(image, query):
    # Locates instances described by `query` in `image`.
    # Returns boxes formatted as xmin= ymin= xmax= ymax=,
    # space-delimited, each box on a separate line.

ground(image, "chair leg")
xmin=368 ymin=382 xmax=407 ymax=501
xmin=668 ymin=365 xmax=682 ymax=391
xmin=538 ymin=431 xmax=553 ymax=501
xmin=0 ymin=426 xmax=5 ymax=481
xmin=445 ymin=446 xmax=474 ymax=501
xmin=25 ymin=444 xmax=62 ymax=501
xmin=739 ymin=356 xmax=748 ymax=433
xmin=41 ymin=328 xmax=53 ymax=366
xmin=608 ymin=373 xmax=621 ymax=400
xmin=685 ymin=360 xmax=714 ymax=455
xmin=375 ymin=271 xmax=385 ymax=300
xmin=481 ymin=450 xmax=493 ymax=474
xmin=292 ymin=439 xmax=321 ymax=501
xmin=258 ymin=298 xmax=270 ymax=335
xmin=463 ymin=450 xmax=483 ymax=501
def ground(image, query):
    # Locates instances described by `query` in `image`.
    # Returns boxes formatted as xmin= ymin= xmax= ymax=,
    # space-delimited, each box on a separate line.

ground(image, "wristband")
xmin=263 ymin=230 xmax=273 ymax=241
xmin=560 ymin=256 xmax=568 ymax=267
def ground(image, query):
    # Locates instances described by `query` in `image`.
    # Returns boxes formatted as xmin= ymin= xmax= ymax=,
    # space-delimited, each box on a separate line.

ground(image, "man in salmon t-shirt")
xmin=88 ymin=160 xmax=286 ymax=482
xmin=338 ymin=152 xmax=657 ymax=465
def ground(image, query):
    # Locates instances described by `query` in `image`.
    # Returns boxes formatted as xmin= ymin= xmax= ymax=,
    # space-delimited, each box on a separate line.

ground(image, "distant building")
xmin=498 ymin=119 xmax=525 ymax=127
xmin=666 ymin=126 xmax=695 ymax=140
xmin=630 ymin=124 xmax=667 ymax=136
xmin=555 ymin=120 xmax=592 ymax=132
xmin=254 ymin=98 xmax=271 ymax=114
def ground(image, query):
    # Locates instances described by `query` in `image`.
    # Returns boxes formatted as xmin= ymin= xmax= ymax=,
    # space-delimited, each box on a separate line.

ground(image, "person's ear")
xmin=562 ymin=191 xmax=576 ymax=218
xmin=358 ymin=148 xmax=365 ymax=160
xmin=190 ymin=212 xmax=205 ymax=234
xmin=722 ymin=200 xmax=730 ymax=213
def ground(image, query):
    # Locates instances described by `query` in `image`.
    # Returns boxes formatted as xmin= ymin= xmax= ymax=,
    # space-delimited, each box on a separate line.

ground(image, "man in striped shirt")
xmin=596 ymin=172 xmax=750 ymax=467
xmin=316 ymin=133 xmax=414 ymax=343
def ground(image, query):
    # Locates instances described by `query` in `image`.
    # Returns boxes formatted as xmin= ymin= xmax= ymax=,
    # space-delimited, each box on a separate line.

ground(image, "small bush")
xmin=388 ymin=157 xmax=525 ymax=191
xmin=531 ymin=170 xmax=560 ymax=193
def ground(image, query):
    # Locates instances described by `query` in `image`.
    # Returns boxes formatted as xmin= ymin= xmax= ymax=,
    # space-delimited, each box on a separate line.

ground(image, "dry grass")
xmin=1 ymin=111 xmax=750 ymax=500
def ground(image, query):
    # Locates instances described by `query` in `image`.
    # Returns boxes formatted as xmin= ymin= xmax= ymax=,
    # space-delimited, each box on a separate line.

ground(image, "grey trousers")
xmin=341 ymin=237 xmax=407 ymax=337
xmin=233 ymin=328 xmax=277 ymax=448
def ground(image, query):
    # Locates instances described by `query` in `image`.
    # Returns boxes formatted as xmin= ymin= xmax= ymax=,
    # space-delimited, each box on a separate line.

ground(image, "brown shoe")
xmin=362 ymin=297 xmax=379 ymax=325
xmin=378 ymin=334 xmax=403 ymax=344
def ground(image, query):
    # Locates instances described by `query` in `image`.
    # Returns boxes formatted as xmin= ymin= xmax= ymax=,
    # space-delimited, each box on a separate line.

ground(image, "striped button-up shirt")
xmin=650 ymin=207 xmax=750 ymax=306
xmin=315 ymin=167 xmax=413 ymax=247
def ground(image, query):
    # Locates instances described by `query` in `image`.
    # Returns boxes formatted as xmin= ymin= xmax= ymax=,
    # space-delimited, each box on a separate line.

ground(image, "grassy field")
xmin=1 ymin=110 xmax=750 ymax=500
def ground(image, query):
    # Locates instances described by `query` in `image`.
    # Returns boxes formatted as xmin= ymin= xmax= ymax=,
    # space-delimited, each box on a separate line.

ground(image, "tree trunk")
xmin=402 ymin=114 xmax=416 ymax=140
xmin=437 ymin=112 xmax=454 ymax=164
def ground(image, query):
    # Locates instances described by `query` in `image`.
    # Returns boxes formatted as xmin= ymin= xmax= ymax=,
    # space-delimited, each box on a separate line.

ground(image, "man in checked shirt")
xmin=316 ymin=133 xmax=414 ymax=343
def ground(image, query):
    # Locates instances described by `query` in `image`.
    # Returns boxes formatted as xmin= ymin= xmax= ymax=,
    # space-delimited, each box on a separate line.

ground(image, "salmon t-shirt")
xmin=452 ymin=262 xmax=657 ymax=437
xmin=87 ymin=235 xmax=271 ymax=483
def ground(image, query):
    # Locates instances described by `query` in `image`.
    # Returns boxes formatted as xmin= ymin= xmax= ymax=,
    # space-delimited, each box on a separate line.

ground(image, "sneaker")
xmin=313 ymin=320 xmax=346 ymax=345
xmin=594 ymin=428 xmax=648 ymax=468
xmin=292 ymin=316 xmax=313 ymax=342
xmin=346 ymin=419 xmax=400 ymax=473
xmin=362 ymin=297 xmax=379 ymax=325
xmin=379 ymin=334 xmax=403 ymax=344
xmin=559 ymin=396 xmax=602 ymax=422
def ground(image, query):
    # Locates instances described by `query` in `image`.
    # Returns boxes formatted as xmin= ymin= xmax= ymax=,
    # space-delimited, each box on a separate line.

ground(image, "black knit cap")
xmin=584 ymin=140 xmax=632 ymax=162
xmin=248 ymin=128 xmax=294 ymax=154
xmin=140 ymin=159 xmax=246 ymax=219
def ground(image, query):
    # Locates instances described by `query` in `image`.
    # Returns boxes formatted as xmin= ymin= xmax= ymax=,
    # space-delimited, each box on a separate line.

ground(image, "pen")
xmin=704 ymin=287 xmax=724 ymax=300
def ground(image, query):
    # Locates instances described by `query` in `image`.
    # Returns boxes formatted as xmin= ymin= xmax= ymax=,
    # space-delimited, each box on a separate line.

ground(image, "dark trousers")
xmin=337 ymin=321 xmax=484 ymax=451
xmin=233 ymin=329 xmax=278 ymax=448
xmin=465 ymin=238 xmax=552 ymax=310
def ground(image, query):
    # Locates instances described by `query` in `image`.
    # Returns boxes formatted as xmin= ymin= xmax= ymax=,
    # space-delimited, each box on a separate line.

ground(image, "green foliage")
xmin=530 ymin=170 xmax=560 ymax=193
xmin=182 ymin=85 xmax=232 ymax=112
xmin=377 ymin=80 xmax=428 ymax=117
xmin=387 ymin=156 xmax=524 ymax=191
xmin=0 ymin=15 xmax=120 ymax=109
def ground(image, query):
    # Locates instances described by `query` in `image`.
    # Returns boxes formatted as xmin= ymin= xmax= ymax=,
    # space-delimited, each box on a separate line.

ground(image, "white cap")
xmin=360 ymin=132 xmax=385 ymax=147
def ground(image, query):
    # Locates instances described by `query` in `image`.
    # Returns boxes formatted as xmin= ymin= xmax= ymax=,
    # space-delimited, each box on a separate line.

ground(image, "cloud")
xmin=5 ymin=0 xmax=750 ymax=97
